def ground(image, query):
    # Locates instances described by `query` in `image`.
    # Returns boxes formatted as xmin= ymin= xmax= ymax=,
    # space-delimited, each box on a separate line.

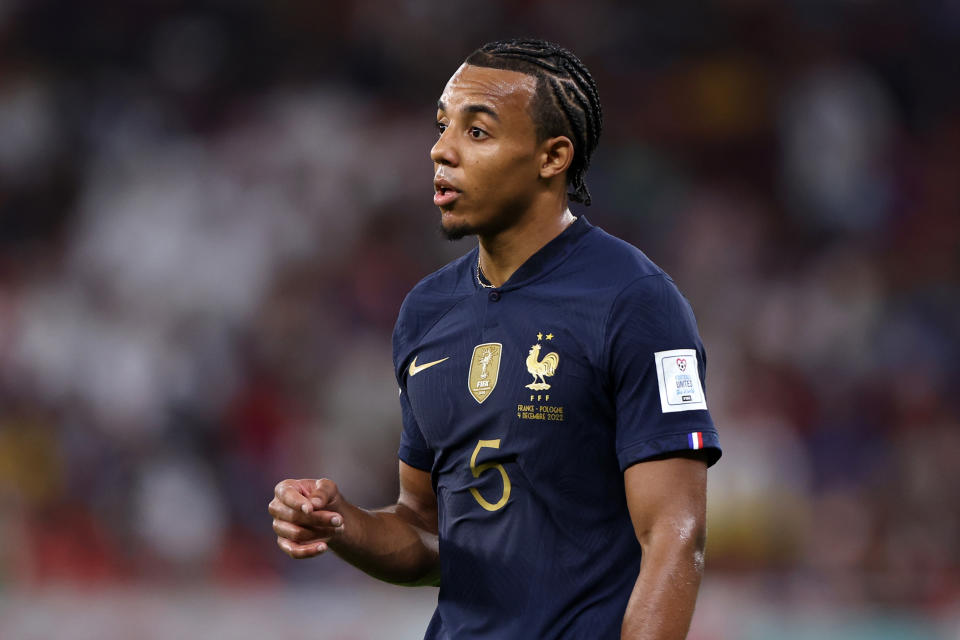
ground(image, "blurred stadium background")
xmin=0 ymin=1 xmax=958 ymax=638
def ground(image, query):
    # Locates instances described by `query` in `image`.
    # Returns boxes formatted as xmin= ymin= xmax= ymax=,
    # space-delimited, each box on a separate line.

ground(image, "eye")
xmin=469 ymin=126 xmax=488 ymax=140
xmin=436 ymin=121 xmax=447 ymax=137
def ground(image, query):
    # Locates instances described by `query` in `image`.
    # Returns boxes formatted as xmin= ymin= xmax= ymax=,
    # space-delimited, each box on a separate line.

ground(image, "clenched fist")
xmin=269 ymin=478 xmax=346 ymax=559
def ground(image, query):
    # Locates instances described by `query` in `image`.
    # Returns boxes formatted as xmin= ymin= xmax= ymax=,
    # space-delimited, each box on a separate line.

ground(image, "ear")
xmin=538 ymin=136 xmax=574 ymax=180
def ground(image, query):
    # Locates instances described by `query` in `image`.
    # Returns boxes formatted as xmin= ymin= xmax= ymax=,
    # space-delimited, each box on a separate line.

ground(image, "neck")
xmin=477 ymin=203 xmax=577 ymax=288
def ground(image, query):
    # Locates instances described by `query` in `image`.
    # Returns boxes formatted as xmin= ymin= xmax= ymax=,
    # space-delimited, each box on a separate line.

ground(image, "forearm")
xmin=329 ymin=500 xmax=440 ymax=586
xmin=620 ymin=539 xmax=704 ymax=640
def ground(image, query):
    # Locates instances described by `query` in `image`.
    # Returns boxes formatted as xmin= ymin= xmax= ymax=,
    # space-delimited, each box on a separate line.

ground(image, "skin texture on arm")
xmin=269 ymin=461 xmax=440 ymax=586
xmin=620 ymin=452 xmax=708 ymax=640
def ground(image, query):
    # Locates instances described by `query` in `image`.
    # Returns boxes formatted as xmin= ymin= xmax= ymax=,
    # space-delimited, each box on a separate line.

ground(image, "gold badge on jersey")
xmin=468 ymin=343 xmax=502 ymax=404
xmin=516 ymin=332 xmax=565 ymax=422
xmin=524 ymin=332 xmax=559 ymax=390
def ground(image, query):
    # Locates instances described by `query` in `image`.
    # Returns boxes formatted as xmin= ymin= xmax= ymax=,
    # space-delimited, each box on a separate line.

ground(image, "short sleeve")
xmin=393 ymin=297 xmax=435 ymax=472
xmin=398 ymin=387 xmax=434 ymax=471
xmin=605 ymin=275 xmax=721 ymax=470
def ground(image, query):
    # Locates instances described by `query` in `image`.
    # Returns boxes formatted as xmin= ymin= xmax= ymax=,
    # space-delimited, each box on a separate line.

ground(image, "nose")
xmin=430 ymin=128 xmax=458 ymax=167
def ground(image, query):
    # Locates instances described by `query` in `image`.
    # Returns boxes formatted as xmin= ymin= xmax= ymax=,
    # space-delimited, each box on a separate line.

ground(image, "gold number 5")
xmin=469 ymin=439 xmax=511 ymax=511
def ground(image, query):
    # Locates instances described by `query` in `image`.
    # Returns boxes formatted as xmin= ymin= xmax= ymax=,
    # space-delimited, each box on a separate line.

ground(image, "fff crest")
xmin=524 ymin=331 xmax=560 ymax=390
xmin=468 ymin=343 xmax=502 ymax=404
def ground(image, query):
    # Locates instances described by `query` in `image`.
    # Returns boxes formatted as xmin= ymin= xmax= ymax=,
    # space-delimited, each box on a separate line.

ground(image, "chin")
xmin=439 ymin=211 xmax=477 ymax=241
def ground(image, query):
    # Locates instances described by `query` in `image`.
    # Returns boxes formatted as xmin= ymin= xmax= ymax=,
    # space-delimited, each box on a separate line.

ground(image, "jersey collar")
xmin=475 ymin=215 xmax=594 ymax=291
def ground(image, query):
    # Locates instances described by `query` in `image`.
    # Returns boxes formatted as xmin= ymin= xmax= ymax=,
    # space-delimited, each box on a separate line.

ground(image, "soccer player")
xmin=269 ymin=39 xmax=721 ymax=639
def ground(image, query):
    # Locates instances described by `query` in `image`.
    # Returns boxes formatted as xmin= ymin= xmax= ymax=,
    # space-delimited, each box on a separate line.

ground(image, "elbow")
xmin=691 ymin=528 xmax=706 ymax=575
xmin=638 ymin=513 xmax=707 ymax=574
xmin=687 ymin=516 xmax=707 ymax=574
xmin=385 ymin=559 xmax=441 ymax=587
xmin=393 ymin=572 xmax=441 ymax=588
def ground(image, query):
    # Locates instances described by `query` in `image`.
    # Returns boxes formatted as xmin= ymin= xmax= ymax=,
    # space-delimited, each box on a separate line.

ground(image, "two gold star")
xmin=536 ymin=332 xmax=554 ymax=341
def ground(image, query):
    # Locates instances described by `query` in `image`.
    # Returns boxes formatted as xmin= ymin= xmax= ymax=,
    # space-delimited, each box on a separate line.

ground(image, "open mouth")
xmin=434 ymin=187 xmax=459 ymax=207
xmin=433 ymin=180 xmax=461 ymax=207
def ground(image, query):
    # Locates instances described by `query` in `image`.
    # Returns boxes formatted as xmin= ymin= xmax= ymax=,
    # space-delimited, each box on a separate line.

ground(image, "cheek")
xmin=468 ymin=146 xmax=536 ymax=197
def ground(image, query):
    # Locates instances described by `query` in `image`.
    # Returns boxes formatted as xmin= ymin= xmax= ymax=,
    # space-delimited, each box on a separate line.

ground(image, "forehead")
xmin=438 ymin=63 xmax=538 ymax=115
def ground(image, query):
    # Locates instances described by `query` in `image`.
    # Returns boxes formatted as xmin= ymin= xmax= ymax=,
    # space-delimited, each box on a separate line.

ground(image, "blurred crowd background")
xmin=0 ymin=1 xmax=958 ymax=638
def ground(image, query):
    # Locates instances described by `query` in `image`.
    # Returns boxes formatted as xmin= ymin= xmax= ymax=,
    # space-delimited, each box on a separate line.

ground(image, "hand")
xmin=269 ymin=478 xmax=346 ymax=559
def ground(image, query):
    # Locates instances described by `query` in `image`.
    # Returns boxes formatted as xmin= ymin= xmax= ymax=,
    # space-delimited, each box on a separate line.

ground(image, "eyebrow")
xmin=436 ymin=100 xmax=500 ymax=121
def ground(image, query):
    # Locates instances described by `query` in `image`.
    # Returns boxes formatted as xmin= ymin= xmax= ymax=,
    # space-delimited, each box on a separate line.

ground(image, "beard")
xmin=437 ymin=199 xmax=528 ymax=242
xmin=439 ymin=218 xmax=475 ymax=241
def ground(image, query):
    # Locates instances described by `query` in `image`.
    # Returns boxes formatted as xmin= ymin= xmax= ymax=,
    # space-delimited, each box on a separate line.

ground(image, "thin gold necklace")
xmin=477 ymin=254 xmax=495 ymax=288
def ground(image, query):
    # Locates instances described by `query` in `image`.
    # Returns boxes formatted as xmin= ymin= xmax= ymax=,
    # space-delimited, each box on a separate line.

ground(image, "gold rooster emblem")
xmin=525 ymin=343 xmax=559 ymax=390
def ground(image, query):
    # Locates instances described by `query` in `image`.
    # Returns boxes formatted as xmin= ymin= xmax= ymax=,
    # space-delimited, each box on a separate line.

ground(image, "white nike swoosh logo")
xmin=409 ymin=356 xmax=449 ymax=377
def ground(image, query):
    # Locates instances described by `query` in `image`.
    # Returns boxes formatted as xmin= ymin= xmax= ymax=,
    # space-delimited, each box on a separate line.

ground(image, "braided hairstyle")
xmin=465 ymin=38 xmax=603 ymax=206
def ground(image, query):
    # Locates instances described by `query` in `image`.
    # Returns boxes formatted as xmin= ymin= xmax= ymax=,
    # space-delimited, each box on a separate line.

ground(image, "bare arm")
xmin=621 ymin=453 xmax=708 ymax=640
xmin=269 ymin=461 xmax=440 ymax=586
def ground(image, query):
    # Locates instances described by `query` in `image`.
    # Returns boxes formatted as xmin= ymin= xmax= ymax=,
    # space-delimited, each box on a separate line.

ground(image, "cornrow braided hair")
xmin=465 ymin=38 xmax=603 ymax=206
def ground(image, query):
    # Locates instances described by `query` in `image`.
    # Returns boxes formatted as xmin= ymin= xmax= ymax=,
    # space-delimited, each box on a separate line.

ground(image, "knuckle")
xmin=292 ymin=529 xmax=314 ymax=543
xmin=268 ymin=502 xmax=287 ymax=519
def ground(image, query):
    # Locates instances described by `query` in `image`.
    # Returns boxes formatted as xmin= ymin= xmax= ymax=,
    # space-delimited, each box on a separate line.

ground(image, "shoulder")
xmin=399 ymin=249 xmax=476 ymax=318
xmin=581 ymin=225 xmax=667 ymax=282
xmin=571 ymin=225 xmax=699 ymax=341
xmin=563 ymin=223 xmax=678 ymax=302
xmin=393 ymin=249 xmax=475 ymax=357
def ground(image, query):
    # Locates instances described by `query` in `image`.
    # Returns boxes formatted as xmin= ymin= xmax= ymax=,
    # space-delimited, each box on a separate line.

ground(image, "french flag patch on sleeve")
xmin=688 ymin=431 xmax=703 ymax=450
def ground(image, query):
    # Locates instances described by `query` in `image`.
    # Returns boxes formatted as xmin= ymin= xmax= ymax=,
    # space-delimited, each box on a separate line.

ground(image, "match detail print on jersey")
xmin=409 ymin=356 xmax=450 ymax=377
xmin=654 ymin=348 xmax=708 ymax=413
xmin=468 ymin=343 xmax=502 ymax=403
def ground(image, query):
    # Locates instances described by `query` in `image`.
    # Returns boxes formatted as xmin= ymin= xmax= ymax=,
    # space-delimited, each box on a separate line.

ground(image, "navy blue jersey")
xmin=393 ymin=217 xmax=721 ymax=639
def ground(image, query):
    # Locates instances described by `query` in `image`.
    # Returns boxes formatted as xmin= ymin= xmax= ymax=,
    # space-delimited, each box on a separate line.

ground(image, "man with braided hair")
xmin=269 ymin=39 xmax=721 ymax=639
